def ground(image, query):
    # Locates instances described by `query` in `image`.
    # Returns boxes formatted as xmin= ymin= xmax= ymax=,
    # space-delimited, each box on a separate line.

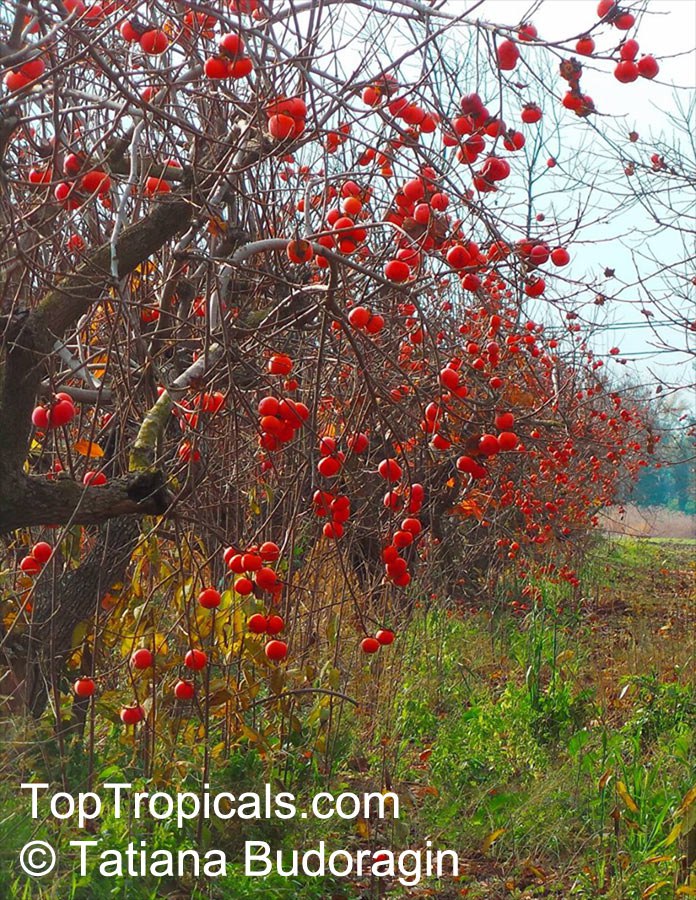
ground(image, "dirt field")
xmin=601 ymin=504 xmax=696 ymax=539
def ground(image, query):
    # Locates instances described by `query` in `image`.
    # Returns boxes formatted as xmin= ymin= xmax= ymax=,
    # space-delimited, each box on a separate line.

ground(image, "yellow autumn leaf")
xmin=481 ymin=828 xmax=506 ymax=854
xmin=678 ymin=784 xmax=696 ymax=816
xmin=663 ymin=821 xmax=683 ymax=847
xmin=74 ymin=439 xmax=105 ymax=458
xmin=675 ymin=888 xmax=696 ymax=896
xmin=355 ymin=819 xmax=369 ymax=839
xmin=617 ymin=781 xmax=639 ymax=813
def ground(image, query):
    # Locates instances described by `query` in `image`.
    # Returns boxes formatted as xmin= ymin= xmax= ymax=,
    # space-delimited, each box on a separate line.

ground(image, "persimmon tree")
xmin=0 ymin=0 xmax=670 ymax=723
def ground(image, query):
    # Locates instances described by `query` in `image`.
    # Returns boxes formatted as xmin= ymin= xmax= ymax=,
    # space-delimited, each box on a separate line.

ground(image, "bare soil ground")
xmin=601 ymin=504 xmax=696 ymax=539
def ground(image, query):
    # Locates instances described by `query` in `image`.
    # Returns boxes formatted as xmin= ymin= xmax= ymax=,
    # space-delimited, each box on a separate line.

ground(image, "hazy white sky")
xmin=465 ymin=1 xmax=696 ymax=386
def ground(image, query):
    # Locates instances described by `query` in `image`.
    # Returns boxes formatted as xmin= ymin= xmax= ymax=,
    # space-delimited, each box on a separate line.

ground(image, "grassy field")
xmin=1 ymin=537 xmax=694 ymax=899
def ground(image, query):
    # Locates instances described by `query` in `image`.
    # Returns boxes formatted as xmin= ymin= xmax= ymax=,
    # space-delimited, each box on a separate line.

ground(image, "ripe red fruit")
xmin=497 ymin=431 xmax=519 ymax=451
xmin=597 ymin=0 xmax=616 ymax=16
xmin=204 ymin=56 xmax=229 ymax=80
xmin=496 ymin=40 xmax=520 ymax=71
xmin=219 ymin=32 xmax=244 ymax=57
xmin=478 ymin=434 xmax=500 ymax=456
xmin=235 ymin=576 xmax=254 ymax=596
xmin=365 ymin=314 xmax=384 ymax=335
xmin=268 ymin=96 xmax=307 ymax=119
xmin=54 ymin=182 xmax=75 ymax=206
xmin=318 ymin=455 xmax=341 ymax=478
xmin=199 ymin=587 xmax=221 ymax=609
xmin=361 ymin=637 xmax=380 ymax=654
xmin=74 ymin=678 xmax=96 ymax=697
xmin=430 ymin=192 xmax=449 ymax=211
xmin=31 ymin=406 xmax=49 ymax=429
xmin=393 ymin=530 xmax=413 ymax=549
xmin=248 ymin=614 xmax=268 ymax=634
xmin=403 ymin=179 xmax=425 ymax=201
xmin=20 ymin=57 xmax=46 ymax=82
xmin=139 ymin=29 xmax=169 ymax=54
xmin=184 ymin=649 xmax=207 ymax=670
xmin=63 ymin=153 xmax=83 ymax=176
xmin=456 ymin=455 xmax=476 ymax=474
xmin=265 ymin=639 xmax=288 ymax=661
xmin=384 ymin=259 xmax=410 ymax=283
xmin=20 ymin=556 xmax=41 ymax=575
xmin=287 ymin=239 xmax=313 ymax=264
xmin=439 ymin=367 xmax=460 ymax=390
xmin=378 ymin=458 xmax=403 ymax=482
xmin=120 ymin=19 xmax=141 ymax=42
xmin=202 ymin=391 xmax=225 ymax=413
xmin=120 ymin=705 xmax=145 ymax=725
xmin=228 ymin=57 xmax=253 ymax=79
xmin=83 ymin=471 xmax=107 ymax=486
xmin=28 ymin=166 xmax=52 ymax=185
xmin=576 ymin=36 xmax=595 ymax=56
xmin=348 ymin=306 xmax=371 ymax=328
xmin=242 ymin=553 xmax=263 ymax=572
xmin=323 ymin=521 xmax=344 ymax=539
xmin=258 ymin=396 xmax=280 ymax=417
xmin=524 ymin=277 xmax=546 ymax=297
xmin=413 ymin=203 xmax=430 ymax=224
xmin=614 ymin=61 xmax=639 ymax=83
xmin=223 ymin=546 xmax=239 ymax=566
xmin=255 ymin=567 xmax=277 ymax=590
xmin=401 ymin=517 xmax=422 ymax=535
xmin=259 ymin=541 xmax=280 ymax=561
xmin=346 ymin=432 xmax=369 ymax=454
xmin=638 ymin=56 xmax=659 ymax=79
xmin=376 ymin=629 xmax=395 ymax=645
xmin=447 ymin=244 xmax=471 ymax=269
xmin=174 ymin=679 xmax=195 ymax=700
xmin=80 ymin=169 xmax=110 ymax=194
xmin=362 ymin=85 xmax=380 ymax=106
xmin=260 ymin=414 xmax=282 ymax=435
xmin=551 ymin=247 xmax=570 ymax=266
xmin=521 ymin=103 xmax=542 ymax=124
xmin=145 ymin=176 xmax=171 ymax=195
xmin=386 ymin=557 xmax=408 ymax=579
xmin=279 ymin=398 xmax=309 ymax=425
xmin=495 ymin=412 xmax=515 ymax=431
xmin=481 ymin=156 xmax=511 ymax=181
xmin=268 ymin=114 xmax=295 ymax=140
xmin=342 ymin=195 xmax=362 ymax=217
xmin=620 ymin=39 xmax=639 ymax=61
xmin=268 ymin=354 xmax=293 ymax=375
xmin=4 ymin=70 xmax=30 ymax=92
xmin=614 ymin=12 xmax=635 ymax=30
xmin=266 ymin=614 xmax=284 ymax=635
xmin=48 ymin=399 xmax=75 ymax=427
xmin=131 ymin=648 xmax=154 ymax=669
xmin=31 ymin=542 xmax=53 ymax=564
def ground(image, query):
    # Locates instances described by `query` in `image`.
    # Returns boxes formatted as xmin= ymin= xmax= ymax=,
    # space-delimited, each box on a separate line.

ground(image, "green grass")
xmin=1 ymin=537 xmax=694 ymax=898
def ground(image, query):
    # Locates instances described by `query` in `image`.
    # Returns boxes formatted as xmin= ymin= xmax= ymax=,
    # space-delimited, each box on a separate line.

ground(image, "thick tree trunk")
xmin=25 ymin=516 xmax=142 ymax=717
xmin=0 ymin=469 xmax=171 ymax=533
